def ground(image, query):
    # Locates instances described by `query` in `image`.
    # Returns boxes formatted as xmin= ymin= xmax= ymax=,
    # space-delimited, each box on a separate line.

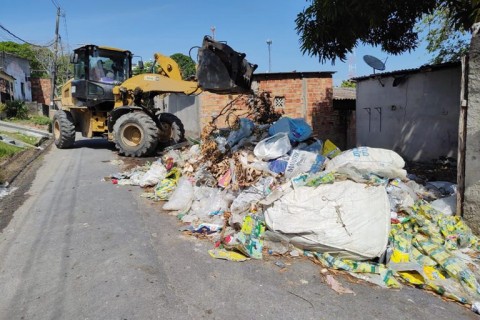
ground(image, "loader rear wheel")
xmin=157 ymin=113 xmax=185 ymax=147
xmin=113 ymin=112 xmax=158 ymax=157
xmin=53 ymin=110 xmax=75 ymax=149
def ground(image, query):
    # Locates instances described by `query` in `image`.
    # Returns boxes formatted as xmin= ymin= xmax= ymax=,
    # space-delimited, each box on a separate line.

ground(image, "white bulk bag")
xmin=264 ymin=180 xmax=390 ymax=260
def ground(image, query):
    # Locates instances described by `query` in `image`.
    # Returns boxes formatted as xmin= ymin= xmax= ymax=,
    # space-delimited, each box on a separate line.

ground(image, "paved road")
xmin=0 ymin=136 xmax=477 ymax=320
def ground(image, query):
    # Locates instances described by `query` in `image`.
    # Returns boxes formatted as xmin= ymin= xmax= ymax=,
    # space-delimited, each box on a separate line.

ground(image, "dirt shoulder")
xmin=0 ymin=138 xmax=53 ymax=232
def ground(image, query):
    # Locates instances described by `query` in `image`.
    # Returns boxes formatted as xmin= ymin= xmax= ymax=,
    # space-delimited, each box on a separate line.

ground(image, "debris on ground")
xmin=106 ymin=111 xmax=480 ymax=313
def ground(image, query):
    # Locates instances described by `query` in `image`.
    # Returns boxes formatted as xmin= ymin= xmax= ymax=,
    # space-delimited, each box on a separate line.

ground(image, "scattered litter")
xmin=325 ymin=274 xmax=355 ymax=295
xmin=105 ymin=112 xmax=479 ymax=313
xmin=0 ymin=183 xmax=17 ymax=199
xmin=208 ymin=249 xmax=249 ymax=262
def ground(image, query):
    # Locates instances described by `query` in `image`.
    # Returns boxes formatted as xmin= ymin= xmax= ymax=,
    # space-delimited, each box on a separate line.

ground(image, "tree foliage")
xmin=295 ymin=0 xmax=480 ymax=64
xmin=340 ymin=80 xmax=356 ymax=88
xmin=0 ymin=41 xmax=71 ymax=84
xmin=420 ymin=7 xmax=470 ymax=63
xmin=170 ymin=53 xmax=196 ymax=80
xmin=0 ymin=41 xmax=48 ymax=77
xmin=132 ymin=60 xmax=153 ymax=75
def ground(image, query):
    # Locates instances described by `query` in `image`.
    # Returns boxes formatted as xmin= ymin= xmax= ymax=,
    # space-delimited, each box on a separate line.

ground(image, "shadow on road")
xmin=73 ymin=137 xmax=116 ymax=151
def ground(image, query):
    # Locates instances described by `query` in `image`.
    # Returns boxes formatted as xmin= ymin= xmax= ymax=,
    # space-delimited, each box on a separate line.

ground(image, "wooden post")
xmin=457 ymin=55 xmax=468 ymax=216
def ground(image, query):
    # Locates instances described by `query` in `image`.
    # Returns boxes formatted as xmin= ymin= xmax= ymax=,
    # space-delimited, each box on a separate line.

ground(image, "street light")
xmin=266 ymin=39 xmax=272 ymax=73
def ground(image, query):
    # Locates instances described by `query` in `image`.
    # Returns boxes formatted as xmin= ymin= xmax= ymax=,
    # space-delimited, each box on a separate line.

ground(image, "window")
xmin=274 ymin=96 xmax=285 ymax=109
xmin=21 ymin=82 xmax=25 ymax=99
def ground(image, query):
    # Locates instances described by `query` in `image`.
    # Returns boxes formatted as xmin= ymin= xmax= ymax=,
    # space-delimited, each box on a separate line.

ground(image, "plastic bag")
xmin=253 ymin=132 xmax=291 ymax=161
xmin=227 ymin=118 xmax=254 ymax=148
xmin=284 ymin=150 xmax=325 ymax=179
xmin=163 ymin=177 xmax=194 ymax=211
xmin=322 ymin=139 xmax=341 ymax=158
xmin=268 ymin=117 xmax=312 ymax=142
xmin=325 ymin=146 xmax=407 ymax=182
xmin=430 ymin=195 xmax=456 ymax=216
xmin=155 ymin=168 xmax=181 ymax=200
xmin=139 ymin=161 xmax=167 ymax=187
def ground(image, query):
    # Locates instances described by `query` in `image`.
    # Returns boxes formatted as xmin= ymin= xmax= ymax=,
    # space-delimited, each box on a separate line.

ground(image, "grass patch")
xmin=0 ymin=131 xmax=39 ymax=145
xmin=3 ymin=116 xmax=51 ymax=131
xmin=0 ymin=141 xmax=23 ymax=159
xmin=30 ymin=115 xmax=52 ymax=126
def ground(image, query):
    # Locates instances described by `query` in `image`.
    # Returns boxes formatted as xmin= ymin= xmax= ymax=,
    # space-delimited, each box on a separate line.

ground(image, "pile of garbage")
xmin=109 ymin=116 xmax=480 ymax=311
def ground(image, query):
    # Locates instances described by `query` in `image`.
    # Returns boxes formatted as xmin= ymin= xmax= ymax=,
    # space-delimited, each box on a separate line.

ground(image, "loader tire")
xmin=113 ymin=112 xmax=158 ymax=157
xmin=53 ymin=110 xmax=75 ymax=149
xmin=157 ymin=113 xmax=185 ymax=147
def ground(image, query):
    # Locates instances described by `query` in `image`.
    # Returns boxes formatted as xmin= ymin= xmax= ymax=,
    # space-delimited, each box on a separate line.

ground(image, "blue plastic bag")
xmin=268 ymin=117 xmax=312 ymax=142
xmin=227 ymin=118 xmax=254 ymax=148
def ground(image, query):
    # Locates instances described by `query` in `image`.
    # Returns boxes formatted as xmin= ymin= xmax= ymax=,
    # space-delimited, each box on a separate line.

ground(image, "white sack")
xmin=325 ymin=147 xmax=406 ymax=182
xmin=162 ymin=177 xmax=194 ymax=211
xmin=264 ymin=180 xmax=391 ymax=260
xmin=139 ymin=161 xmax=167 ymax=187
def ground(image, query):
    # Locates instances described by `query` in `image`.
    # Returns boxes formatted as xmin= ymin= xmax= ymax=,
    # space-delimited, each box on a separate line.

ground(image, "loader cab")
xmin=70 ymin=45 xmax=132 ymax=111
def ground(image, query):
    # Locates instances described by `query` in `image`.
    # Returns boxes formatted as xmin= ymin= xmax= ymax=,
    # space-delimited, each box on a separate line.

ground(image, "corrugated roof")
xmin=353 ymin=61 xmax=461 ymax=82
xmin=333 ymin=87 xmax=356 ymax=100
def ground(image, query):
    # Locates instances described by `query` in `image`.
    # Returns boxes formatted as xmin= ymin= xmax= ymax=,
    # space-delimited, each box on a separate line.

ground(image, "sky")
xmin=1 ymin=0 xmax=435 ymax=86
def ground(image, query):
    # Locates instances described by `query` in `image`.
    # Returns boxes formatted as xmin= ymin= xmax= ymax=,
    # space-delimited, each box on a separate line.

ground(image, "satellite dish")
xmin=363 ymin=55 xmax=386 ymax=74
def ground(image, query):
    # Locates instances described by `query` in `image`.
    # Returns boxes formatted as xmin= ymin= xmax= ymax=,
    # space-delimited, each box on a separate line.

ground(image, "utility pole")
xmin=266 ymin=39 xmax=272 ymax=73
xmin=50 ymin=6 xmax=60 ymax=109
xmin=211 ymin=26 xmax=216 ymax=40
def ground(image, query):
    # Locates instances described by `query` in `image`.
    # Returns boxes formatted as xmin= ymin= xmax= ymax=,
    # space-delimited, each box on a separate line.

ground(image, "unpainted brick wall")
xmin=31 ymin=78 xmax=51 ymax=106
xmin=198 ymin=73 xmax=353 ymax=149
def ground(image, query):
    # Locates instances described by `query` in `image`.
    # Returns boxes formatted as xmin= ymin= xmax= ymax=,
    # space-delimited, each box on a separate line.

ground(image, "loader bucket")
xmin=196 ymin=36 xmax=258 ymax=94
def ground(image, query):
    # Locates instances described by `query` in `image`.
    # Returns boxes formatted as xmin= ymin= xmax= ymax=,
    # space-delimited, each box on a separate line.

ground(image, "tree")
xmin=170 ymin=53 xmax=196 ymax=80
xmin=132 ymin=60 xmax=154 ymax=75
xmin=0 ymin=41 xmax=48 ymax=77
xmin=340 ymin=80 xmax=356 ymax=88
xmin=420 ymin=7 xmax=470 ymax=63
xmin=295 ymin=0 xmax=480 ymax=64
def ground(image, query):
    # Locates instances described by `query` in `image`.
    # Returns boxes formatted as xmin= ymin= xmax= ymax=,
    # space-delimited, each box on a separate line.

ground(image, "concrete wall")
xmin=463 ymin=26 xmax=480 ymax=234
xmin=356 ymin=67 xmax=461 ymax=161
xmin=156 ymin=94 xmax=200 ymax=137
xmin=0 ymin=52 xmax=32 ymax=102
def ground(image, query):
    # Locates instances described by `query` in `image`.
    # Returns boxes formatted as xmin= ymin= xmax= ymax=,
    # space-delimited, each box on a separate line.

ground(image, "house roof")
xmin=353 ymin=61 xmax=461 ymax=82
xmin=253 ymin=71 xmax=335 ymax=81
xmin=0 ymin=69 xmax=15 ymax=81
xmin=333 ymin=87 xmax=356 ymax=100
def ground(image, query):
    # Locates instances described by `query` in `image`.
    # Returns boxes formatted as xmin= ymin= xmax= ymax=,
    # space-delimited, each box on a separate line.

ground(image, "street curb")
xmin=0 ymin=120 xmax=52 ymax=138
xmin=5 ymin=137 xmax=53 ymax=185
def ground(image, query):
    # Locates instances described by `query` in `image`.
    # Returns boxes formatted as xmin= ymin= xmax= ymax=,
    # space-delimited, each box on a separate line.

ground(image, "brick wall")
xmin=198 ymin=72 xmax=353 ymax=149
xmin=31 ymin=78 xmax=51 ymax=106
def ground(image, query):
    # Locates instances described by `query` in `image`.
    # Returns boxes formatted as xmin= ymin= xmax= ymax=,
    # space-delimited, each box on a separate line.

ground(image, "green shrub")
xmin=3 ymin=101 xmax=29 ymax=119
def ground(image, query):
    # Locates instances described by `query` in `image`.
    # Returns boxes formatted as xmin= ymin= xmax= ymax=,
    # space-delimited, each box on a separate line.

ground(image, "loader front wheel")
xmin=113 ymin=112 xmax=158 ymax=157
xmin=157 ymin=112 xmax=185 ymax=147
xmin=53 ymin=110 xmax=75 ymax=149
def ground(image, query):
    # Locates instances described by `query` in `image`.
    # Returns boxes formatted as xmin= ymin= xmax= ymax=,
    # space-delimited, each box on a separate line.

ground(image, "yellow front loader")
xmin=53 ymin=36 xmax=257 ymax=157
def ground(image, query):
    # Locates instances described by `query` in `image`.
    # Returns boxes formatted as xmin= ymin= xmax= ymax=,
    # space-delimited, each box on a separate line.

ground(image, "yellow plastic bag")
xmin=155 ymin=168 xmax=181 ymax=200
xmin=322 ymin=139 xmax=341 ymax=158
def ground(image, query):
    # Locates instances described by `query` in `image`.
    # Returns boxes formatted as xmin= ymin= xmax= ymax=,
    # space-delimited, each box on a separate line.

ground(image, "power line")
xmin=51 ymin=0 xmax=60 ymax=9
xmin=0 ymin=24 xmax=51 ymax=48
